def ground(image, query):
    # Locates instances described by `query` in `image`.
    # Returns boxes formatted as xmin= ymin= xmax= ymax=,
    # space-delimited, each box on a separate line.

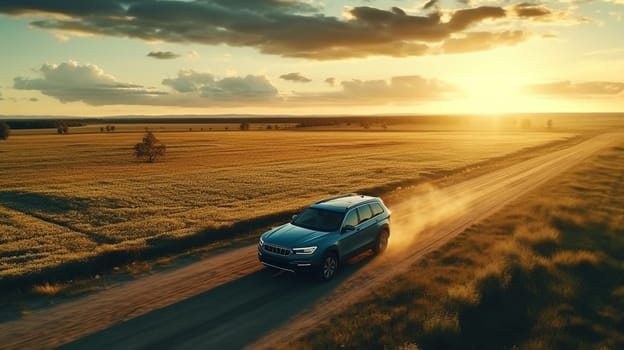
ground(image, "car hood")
xmin=262 ymin=223 xmax=328 ymax=247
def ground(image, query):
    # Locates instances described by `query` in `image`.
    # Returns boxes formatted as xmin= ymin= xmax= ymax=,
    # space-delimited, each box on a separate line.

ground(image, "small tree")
xmin=134 ymin=131 xmax=166 ymax=163
xmin=56 ymin=121 xmax=69 ymax=134
xmin=0 ymin=121 xmax=10 ymax=140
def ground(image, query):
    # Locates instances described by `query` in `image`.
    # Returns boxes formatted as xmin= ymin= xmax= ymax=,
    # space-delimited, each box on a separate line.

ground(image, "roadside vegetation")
xmin=0 ymin=129 xmax=572 ymax=290
xmin=289 ymin=142 xmax=624 ymax=349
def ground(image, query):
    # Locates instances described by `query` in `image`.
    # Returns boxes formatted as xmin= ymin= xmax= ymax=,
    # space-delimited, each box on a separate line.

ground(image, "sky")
xmin=0 ymin=0 xmax=622 ymax=117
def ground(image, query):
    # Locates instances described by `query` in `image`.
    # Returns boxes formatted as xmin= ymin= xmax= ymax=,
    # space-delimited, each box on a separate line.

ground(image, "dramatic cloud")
xmin=293 ymin=75 xmax=457 ymax=105
xmin=13 ymin=61 xmax=166 ymax=105
xmin=147 ymin=51 xmax=180 ymax=60
xmin=525 ymin=81 xmax=624 ymax=96
xmin=280 ymin=72 xmax=312 ymax=83
xmin=0 ymin=0 xmax=533 ymax=59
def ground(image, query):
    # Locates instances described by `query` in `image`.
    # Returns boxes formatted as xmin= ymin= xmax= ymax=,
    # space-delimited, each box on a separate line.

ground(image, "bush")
xmin=134 ymin=131 xmax=166 ymax=163
xmin=0 ymin=121 xmax=10 ymax=140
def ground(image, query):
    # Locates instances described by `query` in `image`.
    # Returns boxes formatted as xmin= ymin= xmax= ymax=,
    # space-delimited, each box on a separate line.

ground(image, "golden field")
xmin=289 ymin=141 xmax=624 ymax=349
xmin=0 ymin=129 xmax=571 ymax=279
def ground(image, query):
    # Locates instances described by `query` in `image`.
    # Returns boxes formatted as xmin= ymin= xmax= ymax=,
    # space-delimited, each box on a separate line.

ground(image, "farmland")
xmin=0 ymin=128 xmax=572 ymax=281
xmin=287 ymin=139 xmax=624 ymax=349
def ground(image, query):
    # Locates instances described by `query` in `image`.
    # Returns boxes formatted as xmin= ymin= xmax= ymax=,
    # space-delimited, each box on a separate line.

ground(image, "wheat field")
xmin=289 ymin=141 xmax=624 ymax=350
xmin=0 ymin=130 xmax=571 ymax=277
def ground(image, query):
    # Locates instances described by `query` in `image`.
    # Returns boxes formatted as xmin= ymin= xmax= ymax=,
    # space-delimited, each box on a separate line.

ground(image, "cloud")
xmin=513 ymin=3 xmax=552 ymax=18
xmin=0 ymin=1 xmax=538 ymax=60
xmin=13 ymin=61 xmax=167 ymax=105
xmin=162 ymin=70 xmax=215 ymax=93
xmin=187 ymin=50 xmax=200 ymax=61
xmin=509 ymin=3 xmax=591 ymax=24
xmin=147 ymin=51 xmax=181 ymax=60
xmin=293 ymin=75 xmax=457 ymax=105
xmin=29 ymin=97 xmax=39 ymax=102
xmin=13 ymin=61 xmax=280 ymax=107
xmin=325 ymin=77 xmax=336 ymax=86
xmin=525 ymin=81 xmax=624 ymax=96
xmin=280 ymin=72 xmax=312 ymax=83
xmin=440 ymin=31 xmax=529 ymax=54
xmin=423 ymin=0 xmax=439 ymax=10
xmin=162 ymin=70 xmax=278 ymax=99
xmin=12 ymin=60 xmax=461 ymax=108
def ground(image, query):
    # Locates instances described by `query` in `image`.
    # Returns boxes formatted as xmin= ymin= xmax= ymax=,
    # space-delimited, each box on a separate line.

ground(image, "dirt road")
xmin=1 ymin=133 xmax=620 ymax=350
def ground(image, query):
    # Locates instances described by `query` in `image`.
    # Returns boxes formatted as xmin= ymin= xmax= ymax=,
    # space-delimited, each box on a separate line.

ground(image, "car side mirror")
xmin=291 ymin=214 xmax=298 ymax=222
xmin=341 ymin=225 xmax=355 ymax=233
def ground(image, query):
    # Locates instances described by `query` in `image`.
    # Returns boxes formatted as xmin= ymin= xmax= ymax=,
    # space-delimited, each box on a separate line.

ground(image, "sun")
xmin=458 ymin=77 xmax=531 ymax=115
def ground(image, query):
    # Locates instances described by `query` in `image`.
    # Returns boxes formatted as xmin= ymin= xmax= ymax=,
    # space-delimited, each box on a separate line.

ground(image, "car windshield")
xmin=292 ymin=207 xmax=345 ymax=232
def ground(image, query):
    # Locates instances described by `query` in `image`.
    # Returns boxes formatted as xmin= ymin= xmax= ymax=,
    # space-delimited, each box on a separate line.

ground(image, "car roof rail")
xmin=315 ymin=193 xmax=360 ymax=204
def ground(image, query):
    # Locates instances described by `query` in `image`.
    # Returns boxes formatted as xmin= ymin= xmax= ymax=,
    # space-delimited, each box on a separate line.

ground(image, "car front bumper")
xmin=258 ymin=248 xmax=321 ymax=273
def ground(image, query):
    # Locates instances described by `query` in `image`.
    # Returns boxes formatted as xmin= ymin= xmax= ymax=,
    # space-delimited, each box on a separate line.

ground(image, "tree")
xmin=56 ymin=121 xmax=69 ymax=134
xmin=0 ymin=121 xmax=10 ymax=140
xmin=134 ymin=131 xmax=166 ymax=163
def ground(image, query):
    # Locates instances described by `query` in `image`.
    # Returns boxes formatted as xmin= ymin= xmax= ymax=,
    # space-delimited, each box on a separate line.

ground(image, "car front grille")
xmin=264 ymin=243 xmax=291 ymax=256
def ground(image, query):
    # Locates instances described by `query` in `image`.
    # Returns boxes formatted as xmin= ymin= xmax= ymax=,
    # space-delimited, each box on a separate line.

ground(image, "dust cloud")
xmin=387 ymin=183 xmax=469 ymax=254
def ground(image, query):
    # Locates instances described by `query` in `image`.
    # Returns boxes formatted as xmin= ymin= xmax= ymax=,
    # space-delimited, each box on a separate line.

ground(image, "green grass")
xmin=288 ymin=142 xmax=624 ymax=350
xmin=0 ymin=130 xmax=573 ymax=285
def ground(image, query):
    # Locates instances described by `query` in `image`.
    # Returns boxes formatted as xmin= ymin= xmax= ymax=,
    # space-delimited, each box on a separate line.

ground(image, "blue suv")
xmin=258 ymin=194 xmax=391 ymax=280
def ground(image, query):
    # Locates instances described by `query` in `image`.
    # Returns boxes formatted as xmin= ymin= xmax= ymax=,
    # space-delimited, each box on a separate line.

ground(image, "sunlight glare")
xmin=459 ymin=77 xmax=527 ymax=114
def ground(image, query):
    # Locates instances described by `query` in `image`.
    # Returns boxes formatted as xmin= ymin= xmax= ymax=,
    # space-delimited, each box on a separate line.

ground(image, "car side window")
xmin=357 ymin=205 xmax=372 ymax=223
xmin=370 ymin=203 xmax=384 ymax=217
xmin=343 ymin=209 xmax=359 ymax=227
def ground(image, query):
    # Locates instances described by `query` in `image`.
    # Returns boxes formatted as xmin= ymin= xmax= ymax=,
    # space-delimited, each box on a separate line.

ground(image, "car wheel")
xmin=319 ymin=252 xmax=338 ymax=281
xmin=373 ymin=229 xmax=389 ymax=254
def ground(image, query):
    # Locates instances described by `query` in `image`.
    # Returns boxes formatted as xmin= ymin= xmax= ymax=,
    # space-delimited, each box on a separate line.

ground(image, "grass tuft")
xmin=552 ymin=250 xmax=600 ymax=267
xmin=32 ymin=282 xmax=63 ymax=296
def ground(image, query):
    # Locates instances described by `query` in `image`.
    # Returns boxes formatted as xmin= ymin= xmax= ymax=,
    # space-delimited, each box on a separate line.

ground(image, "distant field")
xmin=289 ymin=141 xmax=624 ymax=349
xmin=0 ymin=130 xmax=572 ymax=279
xmin=9 ymin=123 xmax=299 ymax=135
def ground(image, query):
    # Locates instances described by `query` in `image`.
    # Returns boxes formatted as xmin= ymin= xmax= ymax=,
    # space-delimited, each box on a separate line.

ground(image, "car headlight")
xmin=259 ymin=237 xmax=264 ymax=247
xmin=292 ymin=246 xmax=317 ymax=255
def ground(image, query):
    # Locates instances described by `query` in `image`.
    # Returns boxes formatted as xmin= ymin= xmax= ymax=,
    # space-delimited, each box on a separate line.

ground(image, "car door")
xmin=354 ymin=204 xmax=378 ymax=249
xmin=338 ymin=208 xmax=361 ymax=256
